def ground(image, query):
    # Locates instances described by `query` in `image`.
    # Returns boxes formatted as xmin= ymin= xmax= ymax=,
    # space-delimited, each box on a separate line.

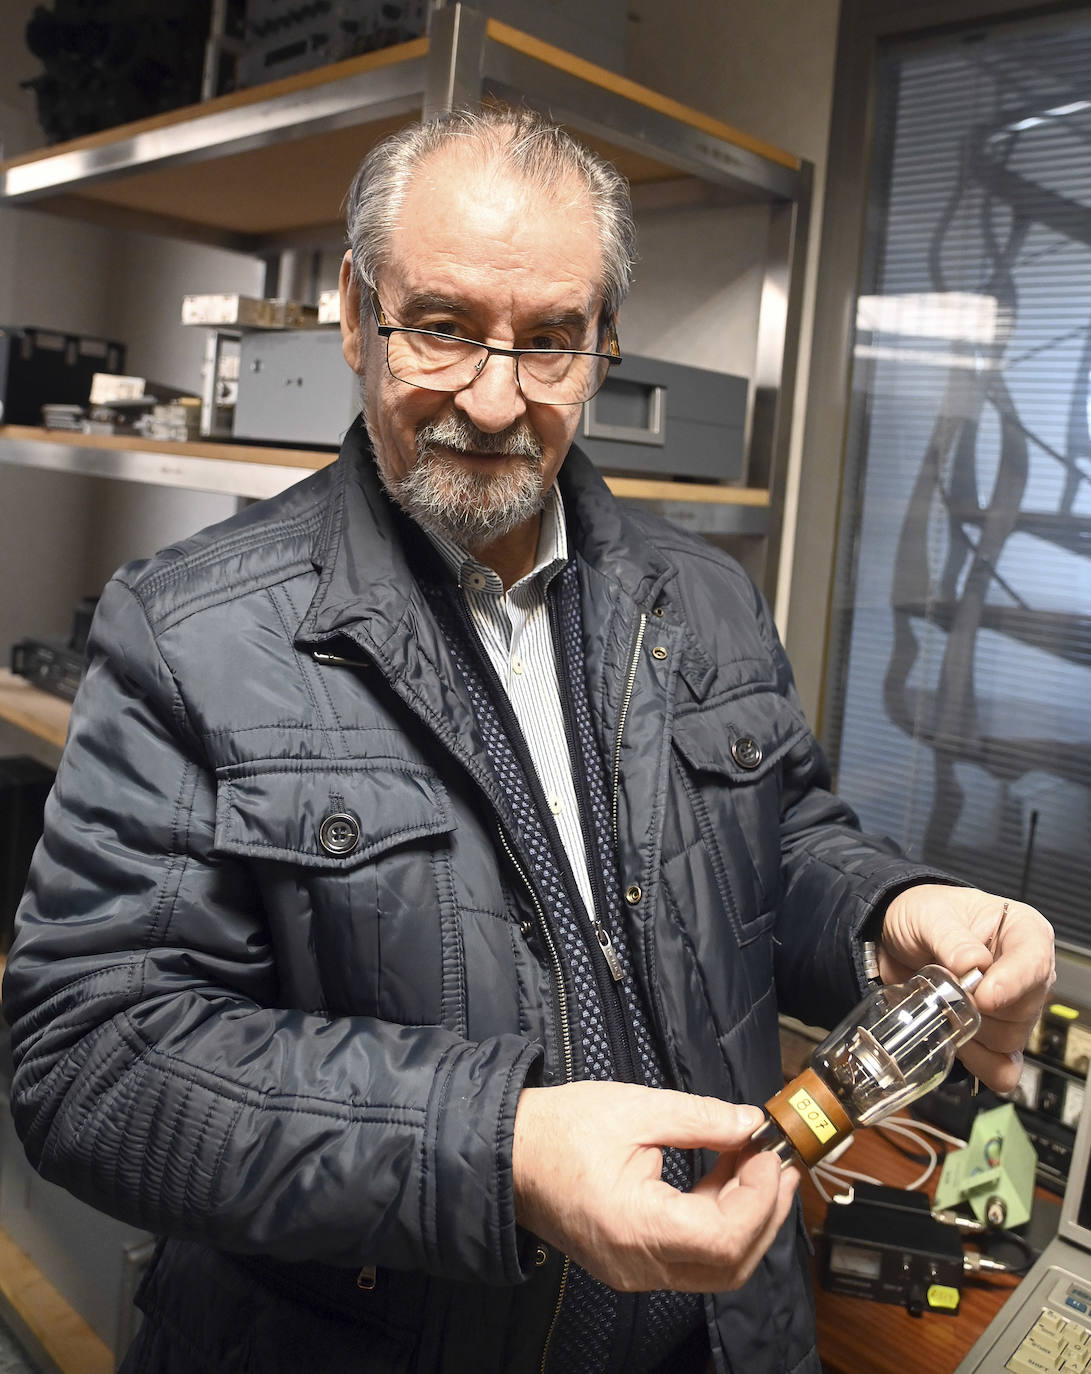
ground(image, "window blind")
xmin=826 ymin=14 xmax=1091 ymax=952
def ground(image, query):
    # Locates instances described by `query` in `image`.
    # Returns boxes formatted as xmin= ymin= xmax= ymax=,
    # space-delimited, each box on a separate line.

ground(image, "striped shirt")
xmin=423 ymin=487 xmax=596 ymax=921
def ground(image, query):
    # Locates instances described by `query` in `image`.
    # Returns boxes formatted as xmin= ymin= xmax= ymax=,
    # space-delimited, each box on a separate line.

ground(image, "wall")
xmin=626 ymin=0 xmax=842 ymax=721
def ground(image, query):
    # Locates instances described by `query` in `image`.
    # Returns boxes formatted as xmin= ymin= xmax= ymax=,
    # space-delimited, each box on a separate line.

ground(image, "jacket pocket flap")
xmin=214 ymin=760 xmax=453 ymax=868
xmin=673 ymin=689 xmax=809 ymax=782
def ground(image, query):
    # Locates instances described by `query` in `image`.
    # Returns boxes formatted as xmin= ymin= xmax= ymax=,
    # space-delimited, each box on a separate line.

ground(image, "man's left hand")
xmin=878 ymin=885 xmax=1055 ymax=1094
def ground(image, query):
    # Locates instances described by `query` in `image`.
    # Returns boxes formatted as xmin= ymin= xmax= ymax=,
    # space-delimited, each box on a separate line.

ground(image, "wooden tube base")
xmin=764 ymin=1066 xmax=854 ymax=1167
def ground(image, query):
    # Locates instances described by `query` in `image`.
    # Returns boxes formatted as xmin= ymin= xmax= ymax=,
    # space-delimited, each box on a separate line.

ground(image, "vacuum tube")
xmin=751 ymin=965 xmax=982 ymax=1168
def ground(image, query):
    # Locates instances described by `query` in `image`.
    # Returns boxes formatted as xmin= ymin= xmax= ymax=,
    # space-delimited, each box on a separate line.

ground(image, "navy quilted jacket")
xmin=3 ymin=420 xmax=945 ymax=1372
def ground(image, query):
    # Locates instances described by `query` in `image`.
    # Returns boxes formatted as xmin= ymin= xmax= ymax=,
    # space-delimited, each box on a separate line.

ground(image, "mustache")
xmin=415 ymin=415 xmax=544 ymax=462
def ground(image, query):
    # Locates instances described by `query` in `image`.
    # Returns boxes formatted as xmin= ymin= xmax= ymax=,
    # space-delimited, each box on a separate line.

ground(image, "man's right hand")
xmin=512 ymin=1081 xmax=798 ymax=1293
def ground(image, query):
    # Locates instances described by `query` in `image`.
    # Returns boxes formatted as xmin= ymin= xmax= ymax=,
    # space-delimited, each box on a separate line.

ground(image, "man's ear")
xmin=340 ymin=251 xmax=365 ymax=374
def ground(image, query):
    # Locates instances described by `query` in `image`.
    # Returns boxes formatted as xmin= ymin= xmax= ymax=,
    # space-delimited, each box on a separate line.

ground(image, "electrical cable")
xmin=974 ymin=1226 xmax=1039 ymax=1278
xmin=891 ymin=1114 xmax=969 ymax=1150
xmin=868 ymin=1118 xmax=940 ymax=1190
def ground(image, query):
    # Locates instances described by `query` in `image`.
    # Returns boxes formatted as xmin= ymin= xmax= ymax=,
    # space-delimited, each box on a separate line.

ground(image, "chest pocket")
xmin=213 ymin=759 xmax=458 ymax=1025
xmin=671 ymin=687 xmax=810 ymax=942
xmin=214 ymin=759 xmax=453 ymax=867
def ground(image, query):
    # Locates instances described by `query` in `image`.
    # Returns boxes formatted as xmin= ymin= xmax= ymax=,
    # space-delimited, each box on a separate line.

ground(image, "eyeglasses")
xmin=368 ymin=290 xmax=621 ymax=406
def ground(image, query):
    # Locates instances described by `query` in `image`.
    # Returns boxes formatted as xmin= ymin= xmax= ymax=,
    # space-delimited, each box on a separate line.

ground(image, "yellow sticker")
xmin=787 ymin=1088 xmax=836 ymax=1143
xmin=927 ymin=1285 xmax=960 ymax=1311
xmin=1050 ymin=1003 xmax=1080 ymax=1020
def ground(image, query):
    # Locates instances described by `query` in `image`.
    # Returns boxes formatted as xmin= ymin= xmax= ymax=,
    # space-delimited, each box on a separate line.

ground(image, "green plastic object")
xmin=933 ymin=1102 xmax=1037 ymax=1229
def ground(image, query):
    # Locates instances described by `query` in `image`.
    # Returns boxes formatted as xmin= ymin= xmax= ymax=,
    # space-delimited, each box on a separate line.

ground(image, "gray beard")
xmin=369 ymin=412 xmax=547 ymax=551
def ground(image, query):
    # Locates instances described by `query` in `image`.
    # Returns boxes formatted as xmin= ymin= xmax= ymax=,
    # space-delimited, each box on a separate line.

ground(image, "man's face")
xmin=341 ymin=146 xmax=604 ymax=560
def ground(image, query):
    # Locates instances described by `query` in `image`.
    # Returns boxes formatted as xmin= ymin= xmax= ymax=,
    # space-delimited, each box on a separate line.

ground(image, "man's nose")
xmin=453 ymin=352 xmax=528 ymax=433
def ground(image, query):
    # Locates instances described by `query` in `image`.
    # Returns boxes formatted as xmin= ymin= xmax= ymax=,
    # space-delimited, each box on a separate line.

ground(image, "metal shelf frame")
xmin=0 ymin=2 xmax=812 ymax=597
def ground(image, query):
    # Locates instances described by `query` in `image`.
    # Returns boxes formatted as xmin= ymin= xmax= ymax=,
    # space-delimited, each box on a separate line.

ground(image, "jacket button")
xmin=535 ymin=1246 xmax=548 ymax=1267
xmin=625 ymin=884 xmax=642 ymax=905
xmin=318 ymin=812 xmax=361 ymax=855
xmin=652 ymin=606 xmax=665 ymax=618
xmin=651 ymin=645 xmax=668 ymax=661
xmin=731 ymin=737 xmax=763 ymax=770
xmin=519 ymin=920 xmax=532 ymax=938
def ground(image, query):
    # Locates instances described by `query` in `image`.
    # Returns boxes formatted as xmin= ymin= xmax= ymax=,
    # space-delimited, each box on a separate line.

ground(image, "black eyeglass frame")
xmin=368 ymin=289 xmax=622 ymax=405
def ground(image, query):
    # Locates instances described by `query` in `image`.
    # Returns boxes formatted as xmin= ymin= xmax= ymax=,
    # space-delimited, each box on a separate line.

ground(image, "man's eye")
xmin=528 ymin=334 xmax=570 ymax=352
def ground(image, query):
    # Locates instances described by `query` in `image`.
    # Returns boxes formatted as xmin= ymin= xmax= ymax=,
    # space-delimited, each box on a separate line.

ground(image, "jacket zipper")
xmin=612 ymin=612 xmax=647 ymax=851
xmin=538 ymin=1257 xmax=570 ymax=1374
xmin=496 ymin=825 xmax=574 ymax=1085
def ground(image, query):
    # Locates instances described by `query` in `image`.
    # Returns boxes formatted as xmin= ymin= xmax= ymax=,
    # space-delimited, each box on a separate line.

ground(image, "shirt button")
xmin=548 ymin=795 xmax=563 ymax=816
xmin=465 ymin=571 xmax=487 ymax=590
xmin=512 ymin=657 xmax=524 ymax=675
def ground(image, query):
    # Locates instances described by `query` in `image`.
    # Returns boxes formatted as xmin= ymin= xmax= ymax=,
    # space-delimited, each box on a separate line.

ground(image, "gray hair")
xmin=344 ymin=104 xmax=636 ymax=323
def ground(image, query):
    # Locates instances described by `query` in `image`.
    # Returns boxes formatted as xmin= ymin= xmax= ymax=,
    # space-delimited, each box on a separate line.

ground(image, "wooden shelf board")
xmin=0 ymin=425 xmax=335 ymax=473
xmin=606 ymin=474 xmax=770 ymax=506
xmin=0 ymin=427 xmax=768 ymax=506
xmin=1 ymin=40 xmax=431 ymax=171
xmin=0 ymin=1222 xmax=113 ymax=1374
xmin=71 ymin=113 xmax=422 ymax=239
xmin=0 ymin=23 xmax=797 ymax=240
xmin=0 ymin=671 xmax=72 ymax=751
xmin=485 ymin=19 xmax=800 ymax=172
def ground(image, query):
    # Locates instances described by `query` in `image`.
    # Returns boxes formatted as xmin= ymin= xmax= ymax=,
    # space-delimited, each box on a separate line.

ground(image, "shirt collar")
xmin=423 ymin=484 xmax=569 ymax=595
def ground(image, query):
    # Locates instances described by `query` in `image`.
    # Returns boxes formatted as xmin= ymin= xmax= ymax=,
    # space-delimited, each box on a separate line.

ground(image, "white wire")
xmin=815 ymin=1161 xmax=884 ymax=1186
xmin=886 ymin=1114 xmax=967 ymax=1150
xmin=806 ymin=1114 xmax=965 ymax=1200
xmin=880 ymin=1119 xmax=938 ymax=1190
xmin=808 ymin=1165 xmax=832 ymax=1203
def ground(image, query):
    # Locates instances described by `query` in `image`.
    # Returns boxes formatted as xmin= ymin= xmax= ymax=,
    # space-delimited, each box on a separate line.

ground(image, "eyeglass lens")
xmin=385 ymin=330 xmax=610 ymax=404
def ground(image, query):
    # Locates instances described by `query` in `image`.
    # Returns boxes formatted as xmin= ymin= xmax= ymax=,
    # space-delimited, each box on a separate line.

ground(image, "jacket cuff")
xmin=849 ymin=869 xmax=970 ymax=998
xmin=425 ymin=1036 xmax=544 ymax=1285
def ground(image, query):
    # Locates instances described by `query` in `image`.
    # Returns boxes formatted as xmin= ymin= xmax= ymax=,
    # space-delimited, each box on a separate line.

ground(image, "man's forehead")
xmin=383 ymin=148 xmax=604 ymax=313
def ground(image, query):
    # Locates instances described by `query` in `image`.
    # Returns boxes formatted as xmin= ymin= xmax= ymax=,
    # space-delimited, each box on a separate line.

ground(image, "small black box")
xmin=0 ymin=326 xmax=125 ymax=426
xmin=0 ymin=756 xmax=54 ymax=952
xmin=820 ymin=1182 xmax=964 ymax=1315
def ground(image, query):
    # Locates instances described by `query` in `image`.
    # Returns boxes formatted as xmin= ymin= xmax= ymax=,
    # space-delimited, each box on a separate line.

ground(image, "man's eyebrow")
xmin=396 ymin=293 xmax=595 ymax=337
xmin=397 ymin=291 xmax=468 ymax=320
xmin=534 ymin=308 xmax=595 ymax=335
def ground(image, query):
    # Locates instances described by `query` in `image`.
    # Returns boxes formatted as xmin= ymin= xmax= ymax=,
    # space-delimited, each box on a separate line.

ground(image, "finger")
xmin=958 ymin=1039 xmax=1024 ymax=1094
xmin=643 ymin=1153 xmax=796 ymax=1291
xmin=972 ymin=1011 xmax=1039 ymax=1057
xmin=712 ymin=1155 xmax=799 ymax=1290
xmin=641 ymin=1093 xmax=766 ymax=1155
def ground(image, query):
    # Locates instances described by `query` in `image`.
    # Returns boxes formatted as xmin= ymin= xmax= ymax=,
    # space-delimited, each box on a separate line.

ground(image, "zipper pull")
xmin=313 ymin=650 xmax=364 ymax=667
xmin=595 ymin=926 xmax=624 ymax=981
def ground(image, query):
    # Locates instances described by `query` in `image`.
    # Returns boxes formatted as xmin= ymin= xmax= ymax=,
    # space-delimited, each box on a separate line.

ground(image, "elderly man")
xmin=4 ymin=106 xmax=1053 ymax=1374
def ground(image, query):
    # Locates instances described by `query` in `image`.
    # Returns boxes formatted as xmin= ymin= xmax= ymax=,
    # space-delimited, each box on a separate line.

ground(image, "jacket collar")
xmin=295 ymin=416 xmax=715 ymax=697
